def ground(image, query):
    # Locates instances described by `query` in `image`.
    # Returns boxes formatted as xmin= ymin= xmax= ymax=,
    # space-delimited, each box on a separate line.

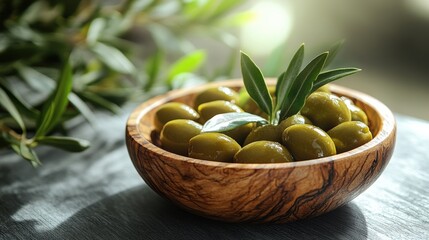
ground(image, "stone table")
xmin=1 ymin=110 xmax=428 ymax=239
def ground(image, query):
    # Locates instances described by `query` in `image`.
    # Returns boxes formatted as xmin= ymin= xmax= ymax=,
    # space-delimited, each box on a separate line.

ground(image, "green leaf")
xmin=91 ymin=42 xmax=135 ymax=74
xmin=34 ymin=59 xmax=73 ymax=139
xmin=87 ymin=18 xmax=106 ymax=45
xmin=167 ymin=50 xmax=206 ymax=85
xmin=16 ymin=64 xmax=55 ymax=92
xmin=324 ymin=39 xmax=345 ymax=68
xmin=240 ymin=51 xmax=273 ymax=118
xmin=202 ymin=112 xmax=268 ymax=133
xmin=0 ymin=87 xmax=26 ymax=132
xmin=144 ymin=50 xmax=164 ymax=91
xmin=0 ymin=83 xmax=39 ymax=119
xmin=312 ymin=68 xmax=361 ymax=92
xmin=78 ymin=91 xmax=121 ymax=114
xmin=279 ymin=52 xmax=328 ymax=120
xmin=11 ymin=141 xmax=42 ymax=167
xmin=275 ymin=44 xmax=304 ymax=113
xmin=68 ymin=92 xmax=96 ymax=125
xmin=36 ymin=136 xmax=90 ymax=152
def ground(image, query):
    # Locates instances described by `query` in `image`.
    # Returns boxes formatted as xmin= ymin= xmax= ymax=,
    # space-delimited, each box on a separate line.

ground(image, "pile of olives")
xmin=154 ymin=85 xmax=373 ymax=163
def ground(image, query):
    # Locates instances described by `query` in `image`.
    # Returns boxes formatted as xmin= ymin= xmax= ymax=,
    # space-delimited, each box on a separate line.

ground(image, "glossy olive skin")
xmin=234 ymin=141 xmax=293 ymax=163
xmin=160 ymin=119 xmax=202 ymax=156
xmin=301 ymin=92 xmax=351 ymax=131
xmin=282 ymin=124 xmax=336 ymax=161
xmin=243 ymin=124 xmax=281 ymax=146
xmin=154 ymin=102 xmax=200 ymax=132
xmin=278 ymin=114 xmax=312 ymax=133
xmin=341 ymin=96 xmax=369 ymax=125
xmin=315 ymin=84 xmax=331 ymax=93
xmin=198 ymin=100 xmax=253 ymax=144
xmin=188 ymin=133 xmax=241 ymax=162
xmin=198 ymin=100 xmax=243 ymax=123
xmin=327 ymin=121 xmax=373 ymax=153
xmin=194 ymin=86 xmax=239 ymax=108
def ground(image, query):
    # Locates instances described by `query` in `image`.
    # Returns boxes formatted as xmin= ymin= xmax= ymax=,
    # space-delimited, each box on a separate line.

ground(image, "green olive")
xmin=224 ymin=124 xmax=254 ymax=146
xmin=327 ymin=121 xmax=373 ymax=153
xmin=238 ymin=91 xmax=262 ymax=116
xmin=234 ymin=141 xmax=293 ymax=163
xmin=197 ymin=100 xmax=253 ymax=144
xmin=154 ymin=102 xmax=200 ymax=132
xmin=194 ymin=86 xmax=239 ymax=108
xmin=188 ymin=133 xmax=241 ymax=162
xmin=282 ymin=124 xmax=336 ymax=160
xmin=160 ymin=119 xmax=202 ymax=156
xmin=243 ymin=124 xmax=281 ymax=146
xmin=198 ymin=100 xmax=243 ymax=123
xmin=278 ymin=114 xmax=312 ymax=133
xmin=314 ymin=84 xmax=331 ymax=93
xmin=300 ymin=92 xmax=351 ymax=131
xmin=341 ymin=96 xmax=369 ymax=125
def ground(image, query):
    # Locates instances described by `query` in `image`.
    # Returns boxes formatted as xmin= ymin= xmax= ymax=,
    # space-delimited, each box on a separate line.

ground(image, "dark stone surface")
xmin=1 ymin=110 xmax=428 ymax=239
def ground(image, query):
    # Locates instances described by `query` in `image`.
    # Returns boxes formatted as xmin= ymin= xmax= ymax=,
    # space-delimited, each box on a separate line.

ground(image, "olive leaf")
xmin=0 ymin=84 xmax=39 ymax=119
xmin=0 ymin=88 xmax=26 ymax=132
xmin=275 ymin=44 xmax=304 ymax=113
xmin=34 ymin=59 xmax=73 ymax=139
xmin=8 ymin=139 xmax=42 ymax=167
xmin=78 ymin=91 xmax=121 ymax=114
xmin=278 ymin=52 xmax=328 ymax=120
xmin=311 ymin=68 xmax=361 ymax=92
xmin=167 ymin=50 xmax=206 ymax=87
xmin=202 ymin=112 xmax=268 ymax=133
xmin=240 ymin=51 xmax=273 ymax=120
xmin=36 ymin=136 xmax=90 ymax=152
xmin=91 ymin=42 xmax=135 ymax=74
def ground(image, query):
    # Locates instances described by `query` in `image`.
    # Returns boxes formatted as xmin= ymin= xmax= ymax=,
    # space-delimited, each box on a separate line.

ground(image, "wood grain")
xmin=126 ymin=79 xmax=396 ymax=223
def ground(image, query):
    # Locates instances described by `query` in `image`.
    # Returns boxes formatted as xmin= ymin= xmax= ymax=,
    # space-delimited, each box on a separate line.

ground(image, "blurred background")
xmin=1 ymin=0 xmax=429 ymax=164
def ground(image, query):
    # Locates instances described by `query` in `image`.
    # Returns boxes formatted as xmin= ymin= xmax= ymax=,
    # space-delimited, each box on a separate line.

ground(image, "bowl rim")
xmin=126 ymin=79 xmax=396 ymax=169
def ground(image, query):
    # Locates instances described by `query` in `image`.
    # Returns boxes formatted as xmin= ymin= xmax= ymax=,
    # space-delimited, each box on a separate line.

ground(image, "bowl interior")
xmin=133 ymin=80 xmax=390 ymax=167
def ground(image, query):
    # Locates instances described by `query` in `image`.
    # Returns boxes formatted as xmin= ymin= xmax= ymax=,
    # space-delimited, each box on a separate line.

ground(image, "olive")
xmin=224 ymin=124 xmax=254 ymax=146
xmin=198 ymin=100 xmax=243 ymax=123
xmin=282 ymin=124 xmax=336 ymax=160
xmin=194 ymin=86 xmax=239 ymax=108
xmin=243 ymin=124 xmax=281 ymax=146
xmin=160 ymin=119 xmax=202 ymax=156
xmin=198 ymin=100 xmax=253 ymax=144
xmin=188 ymin=133 xmax=241 ymax=162
xmin=238 ymin=91 xmax=262 ymax=116
xmin=234 ymin=141 xmax=293 ymax=163
xmin=327 ymin=121 xmax=373 ymax=153
xmin=341 ymin=96 xmax=369 ymax=125
xmin=278 ymin=114 xmax=312 ymax=133
xmin=314 ymin=84 xmax=331 ymax=93
xmin=300 ymin=92 xmax=351 ymax=131
xmin=154 ymin=102 xmax=200 ymax=132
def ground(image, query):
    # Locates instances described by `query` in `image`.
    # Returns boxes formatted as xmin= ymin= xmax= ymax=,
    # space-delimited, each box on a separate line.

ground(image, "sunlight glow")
xmin=240 ymin=1 xmax=293 ymax=56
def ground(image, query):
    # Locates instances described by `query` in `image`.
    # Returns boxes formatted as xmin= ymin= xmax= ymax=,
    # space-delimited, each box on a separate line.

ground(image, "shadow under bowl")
xmin=126 ymin=79 xmax=396 ymax=223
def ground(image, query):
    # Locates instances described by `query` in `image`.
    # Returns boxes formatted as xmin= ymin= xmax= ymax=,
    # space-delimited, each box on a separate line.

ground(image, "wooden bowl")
xmin=126 ymin=79 xmax=396 ymax=223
